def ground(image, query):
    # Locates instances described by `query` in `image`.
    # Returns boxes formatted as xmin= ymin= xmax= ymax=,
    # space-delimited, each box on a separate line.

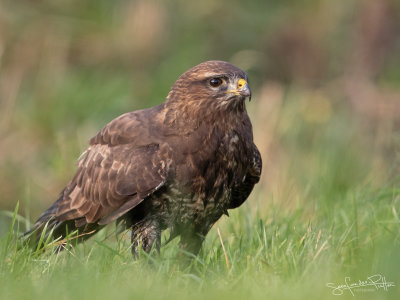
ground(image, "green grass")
xmin=1 ymin=0 xmax=400 ymax=299
xmin=1 ymin=180 xmax=399 ymax=300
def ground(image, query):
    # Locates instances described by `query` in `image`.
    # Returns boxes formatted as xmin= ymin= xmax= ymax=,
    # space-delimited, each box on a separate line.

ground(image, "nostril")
xmin=237 ymin=78 xmax=246 ymax=89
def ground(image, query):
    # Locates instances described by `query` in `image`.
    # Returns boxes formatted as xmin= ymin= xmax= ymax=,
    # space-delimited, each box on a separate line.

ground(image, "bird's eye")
xmin=209 ymin=78 xmax=223 ymax=87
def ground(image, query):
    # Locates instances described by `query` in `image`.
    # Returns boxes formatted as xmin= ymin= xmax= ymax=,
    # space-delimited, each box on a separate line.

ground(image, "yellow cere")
xmin=237 ymin=78 xmax=247 ymax=89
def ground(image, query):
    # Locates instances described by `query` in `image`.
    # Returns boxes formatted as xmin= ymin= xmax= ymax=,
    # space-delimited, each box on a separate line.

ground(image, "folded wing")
xmin=31 ymin=109 xmax=170 ymax=236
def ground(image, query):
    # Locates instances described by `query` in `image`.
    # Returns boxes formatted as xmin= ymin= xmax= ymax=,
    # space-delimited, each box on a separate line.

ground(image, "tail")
xmin=24 ymin=195 xmax=100 ymax=250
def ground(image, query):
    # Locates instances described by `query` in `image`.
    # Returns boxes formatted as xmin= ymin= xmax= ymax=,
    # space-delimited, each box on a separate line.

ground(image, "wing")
xmin=228 ymin=144 xmax=262 ymax=209
xmin=35 ymin=107 xmax=170 ymax=230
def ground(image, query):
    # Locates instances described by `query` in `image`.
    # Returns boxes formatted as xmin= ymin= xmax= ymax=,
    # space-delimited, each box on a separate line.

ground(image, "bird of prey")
xmin=27 ymin=60 xmax=262 ymax=256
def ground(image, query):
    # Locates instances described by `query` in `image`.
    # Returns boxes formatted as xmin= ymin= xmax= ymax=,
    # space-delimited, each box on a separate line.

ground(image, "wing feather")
xmin=35 ymin=107 xmax=170 ymax=230
xmin=229 ymin=144 xmax=262 ymax=209
xmin=53 ymin=143 xmax=168 ymax=226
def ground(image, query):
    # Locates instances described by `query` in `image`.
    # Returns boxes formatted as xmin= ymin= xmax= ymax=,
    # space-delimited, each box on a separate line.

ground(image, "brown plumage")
xmin=26 ymin=61 xmax=262 ymax=256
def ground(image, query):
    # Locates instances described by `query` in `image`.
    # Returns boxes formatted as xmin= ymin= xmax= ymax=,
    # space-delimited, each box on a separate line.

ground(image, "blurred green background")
xmin=0 ymin=0 xmax=399 ymax=226
xmin=1 ymin=1 xmax=400 ymax=300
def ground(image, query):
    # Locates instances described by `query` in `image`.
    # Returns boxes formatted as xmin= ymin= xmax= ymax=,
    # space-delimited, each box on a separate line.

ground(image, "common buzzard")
xmin=27 ymin=60 xmax=262 ymax=256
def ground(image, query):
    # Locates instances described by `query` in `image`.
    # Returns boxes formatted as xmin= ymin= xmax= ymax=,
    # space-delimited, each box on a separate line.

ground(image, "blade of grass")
xmin=2 ymin=202 xmax=19 ymax=260
xmin=217 ymin=227 xmax=230 ymax=270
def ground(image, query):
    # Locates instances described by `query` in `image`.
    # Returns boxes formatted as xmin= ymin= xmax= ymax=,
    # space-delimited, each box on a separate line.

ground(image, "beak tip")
xmin=239 ymin=84 xmax=252 ymax=99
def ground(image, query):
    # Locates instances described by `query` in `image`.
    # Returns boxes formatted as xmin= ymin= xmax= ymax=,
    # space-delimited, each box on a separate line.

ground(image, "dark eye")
xmin=209 ymin=78 xmax=223 ymax=87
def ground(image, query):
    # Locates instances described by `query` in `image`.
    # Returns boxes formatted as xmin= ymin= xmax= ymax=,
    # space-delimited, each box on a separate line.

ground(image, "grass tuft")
xmin=0 ymin=182 xmax=399 ymax=299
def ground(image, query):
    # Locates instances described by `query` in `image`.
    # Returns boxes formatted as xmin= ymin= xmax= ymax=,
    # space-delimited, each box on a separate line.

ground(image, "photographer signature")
xmin=326 ymin=274 xmax=395 ymax=296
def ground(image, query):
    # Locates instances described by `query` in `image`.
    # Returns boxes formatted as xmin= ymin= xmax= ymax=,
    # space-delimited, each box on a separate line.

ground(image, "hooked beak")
xmin=225 ymin=78 xmax=252 ymax=100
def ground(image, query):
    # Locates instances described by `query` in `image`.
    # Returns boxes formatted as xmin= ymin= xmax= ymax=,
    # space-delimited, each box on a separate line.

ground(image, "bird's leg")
xmin=178 ymin=227 xmax=207 ymax=257
xmin=131 ymin=218 xmax=161 ymax=257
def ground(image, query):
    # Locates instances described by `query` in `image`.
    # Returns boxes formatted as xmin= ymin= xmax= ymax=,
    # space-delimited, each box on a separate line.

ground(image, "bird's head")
xmin=167 ymin=61 xmax=252 ymax=110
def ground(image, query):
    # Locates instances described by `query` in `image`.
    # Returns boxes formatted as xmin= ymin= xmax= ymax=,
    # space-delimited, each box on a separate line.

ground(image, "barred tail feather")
xmin=24 ymin=194 xmax=100 ymax=250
